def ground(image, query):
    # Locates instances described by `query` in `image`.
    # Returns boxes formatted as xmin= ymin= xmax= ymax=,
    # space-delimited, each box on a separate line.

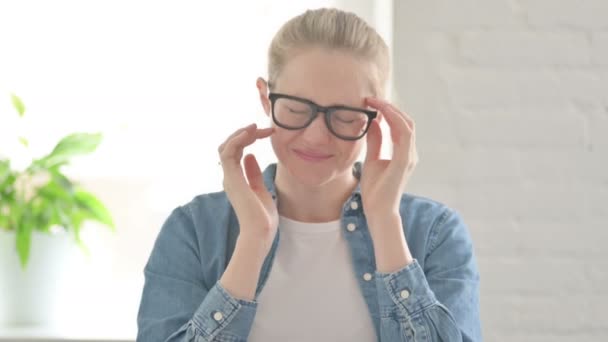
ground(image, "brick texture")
xmin=394 ymin=0 xmax=608 ymax=340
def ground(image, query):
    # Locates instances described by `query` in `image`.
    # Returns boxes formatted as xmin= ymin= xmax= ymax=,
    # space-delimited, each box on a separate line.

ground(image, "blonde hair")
xmin=267 ymin=8 xmax=390 ymax=95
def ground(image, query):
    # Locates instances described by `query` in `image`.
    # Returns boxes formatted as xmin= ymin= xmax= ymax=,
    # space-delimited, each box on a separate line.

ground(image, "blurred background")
xmin=0 ymin=0 xmax=606 ymax=341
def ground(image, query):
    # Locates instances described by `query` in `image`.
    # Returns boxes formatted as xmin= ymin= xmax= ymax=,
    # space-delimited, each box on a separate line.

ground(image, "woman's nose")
xmin=301 ymin=112 xmax=332 ymax=141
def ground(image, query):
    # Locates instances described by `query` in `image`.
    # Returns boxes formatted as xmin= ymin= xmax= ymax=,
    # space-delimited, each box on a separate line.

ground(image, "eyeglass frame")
xmin=268 ymin=92 xmax=378 ymax=141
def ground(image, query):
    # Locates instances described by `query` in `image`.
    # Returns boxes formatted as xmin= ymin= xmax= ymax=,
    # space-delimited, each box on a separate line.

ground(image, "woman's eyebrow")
xmin=320 ymin=96 xmax=366 ymax=108
xmin=294 ymin=94 xmax=365 ymax=109
xmin=326 ymin=101 xmax=367 ymax=109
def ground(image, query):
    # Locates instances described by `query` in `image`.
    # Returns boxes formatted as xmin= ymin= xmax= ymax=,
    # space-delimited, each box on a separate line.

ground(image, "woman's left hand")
xmin=360 ymin=97 xmax=418 ymax=219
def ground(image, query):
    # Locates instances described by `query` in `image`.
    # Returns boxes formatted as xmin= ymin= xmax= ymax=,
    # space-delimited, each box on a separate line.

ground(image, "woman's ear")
xmin=256 ymin=77 xmax=271 ymax=116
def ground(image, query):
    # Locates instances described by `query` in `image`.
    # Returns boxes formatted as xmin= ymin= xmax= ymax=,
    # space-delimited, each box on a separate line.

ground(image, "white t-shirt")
xmin=248 ymin=215 xmax=377 ymax=342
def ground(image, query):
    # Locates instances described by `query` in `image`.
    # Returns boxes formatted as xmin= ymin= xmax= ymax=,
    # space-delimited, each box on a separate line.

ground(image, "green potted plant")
xmin=0 ymin=94 xmax=115 ymax=326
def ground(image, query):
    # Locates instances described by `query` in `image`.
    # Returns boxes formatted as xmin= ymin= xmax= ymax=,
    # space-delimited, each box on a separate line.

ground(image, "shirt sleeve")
xmin=136 ymin=207 xmax=258 ymax=342
xmin=374 ymin=209 xmax=482 ymax=341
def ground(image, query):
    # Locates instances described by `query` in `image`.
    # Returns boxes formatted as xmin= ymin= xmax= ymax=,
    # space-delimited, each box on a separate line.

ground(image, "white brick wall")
xmin=393 ymin=1 xmax=608 ymax=341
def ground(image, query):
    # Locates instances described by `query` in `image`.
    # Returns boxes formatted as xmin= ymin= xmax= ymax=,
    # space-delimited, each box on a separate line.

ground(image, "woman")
xmin=137 ymin=8 xmax=481 ymax=342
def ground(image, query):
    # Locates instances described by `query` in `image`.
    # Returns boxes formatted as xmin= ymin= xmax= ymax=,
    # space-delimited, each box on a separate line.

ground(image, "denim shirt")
xmin=137 ymin=162 xmax=481 ymax=342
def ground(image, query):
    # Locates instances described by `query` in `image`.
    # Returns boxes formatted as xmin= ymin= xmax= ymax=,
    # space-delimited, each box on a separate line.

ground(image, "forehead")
xmin=273 ymin=48 xmax=376 ymax=106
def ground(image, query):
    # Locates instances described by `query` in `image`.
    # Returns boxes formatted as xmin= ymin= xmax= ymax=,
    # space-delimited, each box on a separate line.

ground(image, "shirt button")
xmin=350 ymin=201 xmax=359 ymax=210
xmin=346 ymin=223 xmax=356 ymax=232
xmin=213 ymin=311 xmax=224 ymax=321
xmin=400 ymin=290 xmax=410 ymax=299
xmin=363 ymin=273 xmax=373 ymax=281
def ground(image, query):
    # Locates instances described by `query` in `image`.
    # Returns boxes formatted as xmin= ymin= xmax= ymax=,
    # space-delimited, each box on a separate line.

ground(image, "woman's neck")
xmin=274 ymin=164 xmax=358 ymax=223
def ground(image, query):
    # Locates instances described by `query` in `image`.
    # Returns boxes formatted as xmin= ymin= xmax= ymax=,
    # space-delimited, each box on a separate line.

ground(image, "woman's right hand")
xmin=218 ymin=123 xmax=278 ymax=254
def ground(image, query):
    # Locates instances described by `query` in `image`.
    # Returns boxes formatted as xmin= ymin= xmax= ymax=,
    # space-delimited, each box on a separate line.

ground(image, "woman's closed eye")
xmin=287 ymin=106 xmax=310 ymax=115
xmin=335 ymin=117 xmax=355 ymax=124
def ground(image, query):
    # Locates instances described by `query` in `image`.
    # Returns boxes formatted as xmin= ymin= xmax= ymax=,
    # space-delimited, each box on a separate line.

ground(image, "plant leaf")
xmin=0 ymin=208 xmax=8 ymax=230
xmin=18 ymin=137 xmax=29 ymax=148
xmin=69 ymin=210 xmax=90 ymax=257
xmin=74 ymin=190 xmax=114 ymax=230
xmin=16 ymin=222 xmax=32 ymax=268
xmin=0 ymin=159 xmax=11 ymax=175
xmin=36 ymin=133 xmax=102 ymax=169
xmin=11 ymin=94 xmax=26 ymax=117
xmin=51 ymin=169 xmax=74 ymax=191
xmin=37 ymin=174 xmax=73 ymax=202
xmin=8 ymin=197 xmax=21 ymax=229
xmin=51 ymin=133 xmax=102 ymax=158
xmin=0 ymin=195 xmax=15 ymax=230
xmin=0 ymin=160 xmax=10 ymax=185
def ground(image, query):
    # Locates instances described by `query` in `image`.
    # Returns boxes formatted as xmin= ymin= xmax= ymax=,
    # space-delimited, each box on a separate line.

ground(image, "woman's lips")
xmin=293 ymin=149 xmax=333 ymax=162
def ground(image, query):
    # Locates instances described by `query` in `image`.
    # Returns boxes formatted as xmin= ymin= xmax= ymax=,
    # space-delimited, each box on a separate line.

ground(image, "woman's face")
xmin=258 ymin=47 xmax=380 ymax=188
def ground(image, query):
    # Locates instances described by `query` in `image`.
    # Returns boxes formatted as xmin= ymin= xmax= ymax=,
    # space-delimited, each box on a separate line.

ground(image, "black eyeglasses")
xmin=268 ymin=93 xmax=377 ymax=141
